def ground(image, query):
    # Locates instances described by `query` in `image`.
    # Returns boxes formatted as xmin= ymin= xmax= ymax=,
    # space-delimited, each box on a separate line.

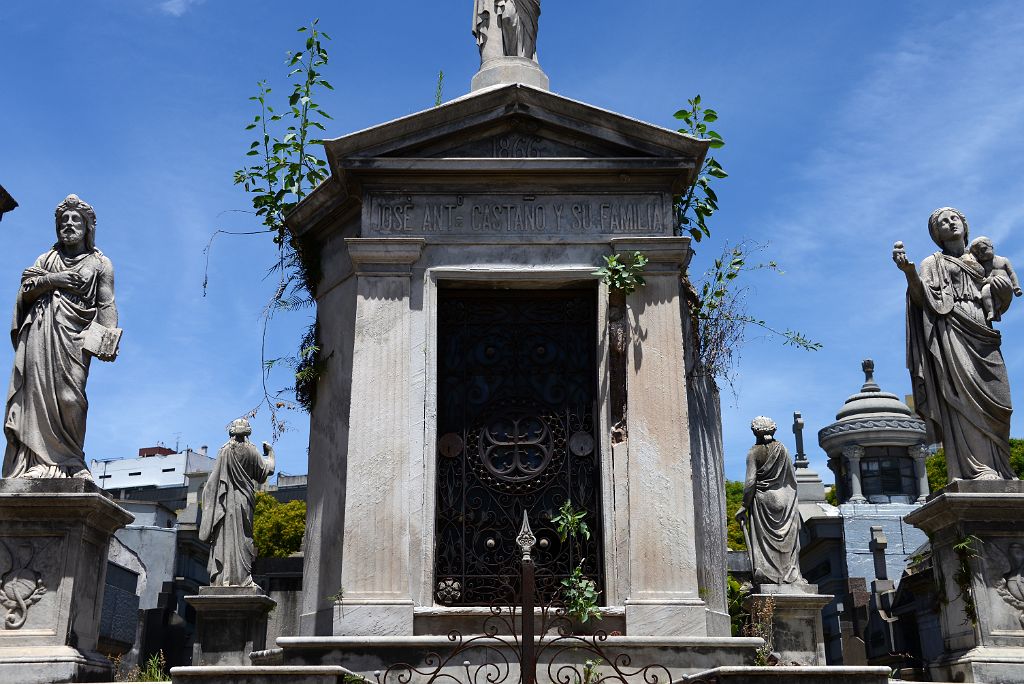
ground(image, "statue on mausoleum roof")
xmin=473 ymin=0 xmax=541 ymax=62
xmin=894 ymin=207 xmax=1020 ymax=480
xmin=2 ymin=194 xmax=120 ymax=481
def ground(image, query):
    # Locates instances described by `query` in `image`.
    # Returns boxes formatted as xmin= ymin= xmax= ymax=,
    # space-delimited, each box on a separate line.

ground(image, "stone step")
xmin=681 ymin=665 xmax=892 ymax=684
xmin=170 ymin=665 xmax=351 ymax=684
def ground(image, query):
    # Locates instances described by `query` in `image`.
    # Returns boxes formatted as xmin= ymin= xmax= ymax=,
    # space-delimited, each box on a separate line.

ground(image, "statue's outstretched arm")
xmin=262 ymin=441 xmax=277 ymax=476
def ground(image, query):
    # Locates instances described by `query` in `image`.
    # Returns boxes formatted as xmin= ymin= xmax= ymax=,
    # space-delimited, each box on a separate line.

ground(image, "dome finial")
xmin=861 ymin=359 xmax=880 ymax=392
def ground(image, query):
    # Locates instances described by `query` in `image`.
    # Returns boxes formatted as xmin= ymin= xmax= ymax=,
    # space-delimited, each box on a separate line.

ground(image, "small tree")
xmin=253 ymin=491 xmax=307 ymax=558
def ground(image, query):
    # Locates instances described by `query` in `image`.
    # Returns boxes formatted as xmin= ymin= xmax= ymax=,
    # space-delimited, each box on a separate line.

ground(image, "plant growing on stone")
xmin=561 ymin=561 xmax=603 ymax=624
xmin=593 ymin=252 xmax=648 ymax=294
xmin=952 ymin=534 xmax=983 ymax=626
xmin=552 ymin=499 xmax=591 ymax=542
xmin=674 ymin=95 xmax=726 ymax=245
xmin=551 ymin=500 xmax=602 ymax=624
xmin=210 ymin=19 xmax=334 ymax=432
xmin=726 ymin=574 xmax=750 ymax=637
xmin=743 ymin=594 xmax=776 ymax=666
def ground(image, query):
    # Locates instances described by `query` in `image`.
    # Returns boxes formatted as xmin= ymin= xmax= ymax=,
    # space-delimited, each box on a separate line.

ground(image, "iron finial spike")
xmin=517 ymin=511 xmax=536 ymax=561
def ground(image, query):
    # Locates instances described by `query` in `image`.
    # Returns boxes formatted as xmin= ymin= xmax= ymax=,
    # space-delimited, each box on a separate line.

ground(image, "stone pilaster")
xmin=843 ymin=445 xmax=867 ymax=504
xmin=333 ymin=238 xmax=425 ymax=636
xmin=611 ymin=237 xmax=706 ymax=637
xmin=909 ymin=444 xmax=930 ymax=503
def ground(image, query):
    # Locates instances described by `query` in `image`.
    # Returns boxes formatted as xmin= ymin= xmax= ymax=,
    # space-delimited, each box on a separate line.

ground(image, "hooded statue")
xmin=199 ymin=418 xmax=276 ymax=587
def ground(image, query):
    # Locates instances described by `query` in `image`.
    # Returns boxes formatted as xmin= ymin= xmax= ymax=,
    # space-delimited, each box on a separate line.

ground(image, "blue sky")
xmin=2 ymin=1 xmax=1024 ymax=484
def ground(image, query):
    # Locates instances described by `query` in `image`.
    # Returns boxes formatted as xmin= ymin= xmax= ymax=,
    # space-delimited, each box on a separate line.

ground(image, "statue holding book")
xmin=2 ymin=194 xmax=121 ymax=480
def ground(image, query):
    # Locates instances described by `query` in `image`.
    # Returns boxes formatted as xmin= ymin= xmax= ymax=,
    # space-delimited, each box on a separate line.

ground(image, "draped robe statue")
xmin=199 ymin=419 xmax=276 ymax=587
xmin=894 ymin=208 xmax=1017 ymax=480
xmin=473 ymin=0 xmax=541 ymax=61
xmin=738 ymin=417 xmax=805 ymax=586
xmin=3 ymin=194 xmax=118 ymax=480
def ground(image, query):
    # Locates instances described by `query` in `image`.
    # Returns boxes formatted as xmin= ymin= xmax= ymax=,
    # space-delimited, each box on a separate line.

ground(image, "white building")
xmin=90 ymin=445 xmax=215 ymax=490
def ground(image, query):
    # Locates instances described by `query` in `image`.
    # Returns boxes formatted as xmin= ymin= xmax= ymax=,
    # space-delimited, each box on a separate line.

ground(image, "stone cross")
xmin=792 ymin=411 xmax=809 ymax=469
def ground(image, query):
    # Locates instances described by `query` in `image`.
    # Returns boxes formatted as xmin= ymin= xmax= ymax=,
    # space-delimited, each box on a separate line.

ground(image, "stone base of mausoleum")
xmin=248 ymin=634 xmax=763 ymax=681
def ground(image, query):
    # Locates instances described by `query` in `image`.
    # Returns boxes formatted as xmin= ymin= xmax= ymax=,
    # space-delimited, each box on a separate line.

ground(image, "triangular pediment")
xmin=324 ymin=83 xmax=707 ymax=164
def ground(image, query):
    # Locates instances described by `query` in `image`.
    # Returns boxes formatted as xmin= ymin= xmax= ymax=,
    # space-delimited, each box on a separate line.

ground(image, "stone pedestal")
xmin=905 ymin=480 xmax=1024 ymax=683
xmin=745 ymin=584 xmax=832 ymax=666
xmin=471 ymin=56 xmax=549 ymax=92
xmin=0 ymin=479 xmax=133 ymax=684
xmin=186 ymin=586 xmax=276 ymax=666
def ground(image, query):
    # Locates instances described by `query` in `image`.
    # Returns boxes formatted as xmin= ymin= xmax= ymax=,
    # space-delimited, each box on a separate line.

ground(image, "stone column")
xmin=334 ymin=238 xmax=425 ymax=636
xmin=844 ymin=444 xmax=867 ymax=504
xmin=909 ymin=444 xmax=930 ymax=503
xmin=611 ymin=237 xmax=707 ymax=637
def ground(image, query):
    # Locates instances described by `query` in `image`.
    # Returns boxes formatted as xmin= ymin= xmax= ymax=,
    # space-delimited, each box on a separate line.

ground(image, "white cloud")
xmin=158 ymin=0 xmax=205 ymax=17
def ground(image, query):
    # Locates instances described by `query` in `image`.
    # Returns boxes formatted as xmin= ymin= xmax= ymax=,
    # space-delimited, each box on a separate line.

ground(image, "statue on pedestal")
xmin=199 ymin=419 xmax=276 ymax=587
xmin=2 ymin=194 xmax=120 ymax=481
xmin=737 ymin=416 xmax=806 ymax=586
xmin=894 ymin=208 xmax=1018 ymax=480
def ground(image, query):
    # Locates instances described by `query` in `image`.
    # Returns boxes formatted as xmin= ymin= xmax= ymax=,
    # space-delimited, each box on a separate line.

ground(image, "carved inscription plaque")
xmin=364 ymin=193 xmax=672 ymax=238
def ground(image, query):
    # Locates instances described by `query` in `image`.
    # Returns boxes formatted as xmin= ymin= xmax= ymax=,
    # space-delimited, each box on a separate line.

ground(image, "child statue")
xmin=969 ymin=236 xmax=1023 ymax=323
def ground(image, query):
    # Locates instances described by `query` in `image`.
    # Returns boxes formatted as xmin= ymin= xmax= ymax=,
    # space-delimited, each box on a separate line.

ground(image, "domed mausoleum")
xmin=819 ymin=360 xmax=929 ymax=505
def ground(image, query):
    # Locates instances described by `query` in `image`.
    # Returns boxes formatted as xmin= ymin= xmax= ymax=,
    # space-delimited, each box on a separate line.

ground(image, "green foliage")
xmin=579 ymin=659 xmax=601 ymax=684
xmin=744 ymin=594 xmax=776 ymax=666
xmin=927 ymin=440 xmax=1024 ymax=494
xmin=727 ymin=574 xmax=750 ymax=637
xmin=327 ymin=586 xmax=345 ymax=603
xmin=952 ymin=535 xmax=983 ymax=626
xmin=253 ymin=491 xmax=307 ymax=558
xmin=229 ymin=19 xmax=334 ymax=427
xmin=725 ymin=480 xmax=746 ymax=551
xmin=111 ymin=650 xmax=168 ymax=682
xmin=560 ymin=561 xmax=603 ymax=624
xmin=435 ymin=70 xmax=445 ymax=107
xmin=552 ymin=499 xmax=591 ymax=543
xmin=552 ymin=501 xmax=601 ymax=625
xmin=674 ymin=94 xmax=727 ymax=244
xmin=593 ymin=252 xmax=648 ymax=294
xmin=825 ymin=485 xmax=838 ymax=506
xmin=926 ymin=449 xmax=947 ymax=495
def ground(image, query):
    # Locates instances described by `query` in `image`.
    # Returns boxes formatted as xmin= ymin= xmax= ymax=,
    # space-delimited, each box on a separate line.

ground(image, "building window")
xmin=162 ymin=467 xmax=176 ymax=473
xmin=129 ymin=471 xmax=141 ymax=476
xmin=99 ymin=475 xmax=111 ymax=480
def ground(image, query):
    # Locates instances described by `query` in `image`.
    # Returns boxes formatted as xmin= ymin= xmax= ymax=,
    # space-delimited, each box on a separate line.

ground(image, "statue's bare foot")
xmin=71 ymin=468 xmax=94 ymax=482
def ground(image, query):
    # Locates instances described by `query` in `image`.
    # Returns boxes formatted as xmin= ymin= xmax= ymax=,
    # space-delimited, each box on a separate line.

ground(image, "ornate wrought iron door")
xmin=434 ymin=290 xmax=603 ymax=606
